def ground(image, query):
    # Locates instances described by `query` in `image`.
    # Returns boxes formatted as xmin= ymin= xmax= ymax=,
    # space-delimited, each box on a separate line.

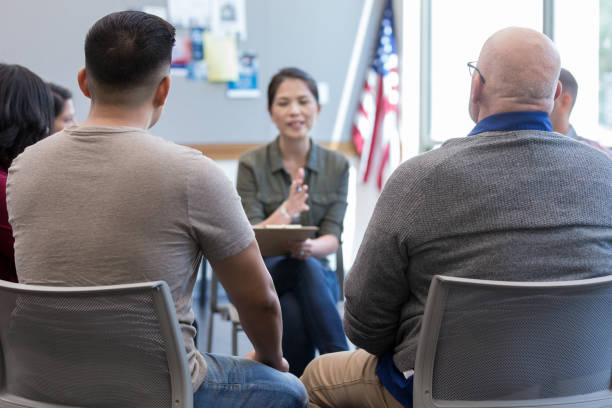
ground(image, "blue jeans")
xmin=265 ymin=256 xmax=349 ymax=376
xmin=193 ymin=353 xmax=308 ymax=407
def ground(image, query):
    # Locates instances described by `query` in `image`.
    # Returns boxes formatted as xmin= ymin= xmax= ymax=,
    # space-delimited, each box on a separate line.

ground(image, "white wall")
xmin=0 ymin=0 xmax=367 ymax=145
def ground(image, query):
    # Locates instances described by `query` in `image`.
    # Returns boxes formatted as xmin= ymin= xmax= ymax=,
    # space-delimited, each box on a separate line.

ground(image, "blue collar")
xmin=468 ymin=111 xmax=552 ymax=136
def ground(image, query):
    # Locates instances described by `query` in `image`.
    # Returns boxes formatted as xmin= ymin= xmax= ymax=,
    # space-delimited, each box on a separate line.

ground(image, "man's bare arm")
xmin=209 ymin=240 xmax=287 ymax=371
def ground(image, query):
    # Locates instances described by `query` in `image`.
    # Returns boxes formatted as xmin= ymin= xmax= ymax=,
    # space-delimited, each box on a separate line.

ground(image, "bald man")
xmin=550 ymin=68 xmax=611 ymax=155
xmin=300 ymin=27 xmax=612 ymax=408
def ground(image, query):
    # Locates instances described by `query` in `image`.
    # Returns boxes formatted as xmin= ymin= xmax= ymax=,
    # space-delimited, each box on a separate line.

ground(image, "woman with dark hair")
xmin=48 ymin=82 xmax=76 ymax=132
xmin=237 ymin=67 xmax=349 ymax=376
xmin=0 ymin=64 xmax=54 ymax=282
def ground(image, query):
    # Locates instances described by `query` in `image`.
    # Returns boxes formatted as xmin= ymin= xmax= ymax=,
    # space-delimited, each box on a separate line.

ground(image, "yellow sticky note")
xmin=204 ymin=32 xmax=239 ymax=82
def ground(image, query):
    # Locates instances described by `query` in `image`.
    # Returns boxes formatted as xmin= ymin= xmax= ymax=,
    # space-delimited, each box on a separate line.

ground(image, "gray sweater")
xmin=344 ymin=129 xmax=612 ymax=372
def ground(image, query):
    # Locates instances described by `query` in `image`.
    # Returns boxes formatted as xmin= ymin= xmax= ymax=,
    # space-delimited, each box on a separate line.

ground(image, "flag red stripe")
xmin=363 ymin=74 xmax=385 ymax=183
xmin=352 ymin=124 xmax=364 ymax=154
xmin=359 ymin=103 xmax=368 ymax=117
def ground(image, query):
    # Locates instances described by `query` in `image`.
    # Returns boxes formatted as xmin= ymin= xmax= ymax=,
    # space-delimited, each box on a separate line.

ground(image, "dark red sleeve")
xmin=0 ymin=170 xmax=17 ymax=282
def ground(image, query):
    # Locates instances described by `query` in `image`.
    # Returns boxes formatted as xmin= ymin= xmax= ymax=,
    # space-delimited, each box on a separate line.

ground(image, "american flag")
xmin=352 ymin=0 xmax=401 ymax=190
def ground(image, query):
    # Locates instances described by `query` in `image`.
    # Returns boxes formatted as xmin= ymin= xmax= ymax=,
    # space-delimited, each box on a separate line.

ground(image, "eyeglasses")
xmin=467 ymin=61 xmax=486 ymax=84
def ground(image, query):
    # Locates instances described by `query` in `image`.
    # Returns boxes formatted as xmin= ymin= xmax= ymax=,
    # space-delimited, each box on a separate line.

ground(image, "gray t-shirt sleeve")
xmin=188 ymin=154 xmax=255 ymax=261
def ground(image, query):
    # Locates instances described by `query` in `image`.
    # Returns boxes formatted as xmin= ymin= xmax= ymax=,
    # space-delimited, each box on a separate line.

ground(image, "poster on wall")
xmin=210 ymin=0 xmax=247 ymax=40
xmin=227 ymin=52 xmax=260 ymax=98
xmin=170 ymin=33 xmax=191 ymax=76
xmin=140 ymin=6 xmax=168 ymax=20
xmin=187 ymin=27 xmax=208 ymax=80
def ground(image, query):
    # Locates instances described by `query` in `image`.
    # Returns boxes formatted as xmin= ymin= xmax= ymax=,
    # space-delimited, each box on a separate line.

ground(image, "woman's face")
xmin=269 ymin=78 xmax=320 ymax=140
xmin=54 ymin=98 xmax=76 ymax=132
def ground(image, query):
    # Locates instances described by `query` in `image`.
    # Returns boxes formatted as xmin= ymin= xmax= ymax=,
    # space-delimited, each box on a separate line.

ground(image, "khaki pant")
xmin=300 ymin=349 xmax=405 ymax=408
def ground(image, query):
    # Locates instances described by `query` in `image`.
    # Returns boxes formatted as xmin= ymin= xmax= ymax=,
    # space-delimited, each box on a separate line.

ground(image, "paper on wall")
xmin=210 ymin=0 xmax=247 ymax=40
xmin=167 ymin=0 xmax=211 ymax=28
xmin=204 ymin=32 xmax=239 ymax=82
xmin=227 ymin=52 xmax=260 ymax=98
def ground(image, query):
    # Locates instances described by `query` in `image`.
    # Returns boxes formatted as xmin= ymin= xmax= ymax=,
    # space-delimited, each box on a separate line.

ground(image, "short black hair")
xmin=85 ymin=11 xmax=175 ymax=91
xmin=47 ymin=82 xmax=72 ymax=118
xmin=559 ymin=68 xmax=578 ymax=111
xmin=0 ymin=64 xmax=53 ymax=170
xmin=267 ymin=67 xmax=319 ymax=110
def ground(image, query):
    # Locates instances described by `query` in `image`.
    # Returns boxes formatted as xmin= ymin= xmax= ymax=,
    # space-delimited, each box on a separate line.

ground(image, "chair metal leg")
xmin=198 ymin=272 xmax=207 ymax=309
xmin=232 ymin=323 xmax=238 ymax=356
xmin=206 ymin=307 xmax=214 ymax=353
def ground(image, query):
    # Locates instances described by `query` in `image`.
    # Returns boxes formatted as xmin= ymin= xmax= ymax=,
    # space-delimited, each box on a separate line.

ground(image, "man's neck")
xmin=79 ymin=103 xmax=153 ymax=130
xmin=558 ymin=122 xmax=571 ymax=135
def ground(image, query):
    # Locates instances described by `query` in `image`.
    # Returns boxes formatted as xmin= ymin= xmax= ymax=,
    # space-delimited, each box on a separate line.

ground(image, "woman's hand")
xmin=287 ymin=238 xmax=314 ymax=260
xmin=282 ymin=167 xmax=309 ymax=218
xmin=286 ymin=235 xmax=339 ymax=260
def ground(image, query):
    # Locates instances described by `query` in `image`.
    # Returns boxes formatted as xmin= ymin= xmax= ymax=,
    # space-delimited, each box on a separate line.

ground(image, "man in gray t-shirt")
xmin=7 ymin=11 xmax=306 ymax=407
xmin=300 ymin=27 xmax=612 ymax=408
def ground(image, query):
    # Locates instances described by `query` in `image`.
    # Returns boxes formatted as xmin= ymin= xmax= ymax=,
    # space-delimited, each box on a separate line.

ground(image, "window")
xmin=402 ymin=0 xmax=611 ymax=153
xmin=599 ymin=0 xmax=612 ymax=143
xmin=554 ymin=0 xmax=612 ymax=146
xmin=427 ymin=0 xmax=543 ymax=147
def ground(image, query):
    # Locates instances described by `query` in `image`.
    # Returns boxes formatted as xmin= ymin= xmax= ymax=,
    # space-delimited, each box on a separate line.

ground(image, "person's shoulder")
xmin=395 ymin=138 xmax=464 ymax=173
xmin=97 ymin=132 xmax=223 ymax=182
xmin=382 ymin=138 xmax=473 ymax=196
xmin=238 ymin=142 xmax=270 ymax=167
xmin=571 ymin=135 xmax=612 ymax=157
xmin=12 ymin=131 xmax=67 ymax=163
xmin=564 ymin=134 xmax=612 ymax=164
xmin=314 ymin=142 xmax=349 ymax=171
xmin=134 ymin=132 xmax=206 ymax=161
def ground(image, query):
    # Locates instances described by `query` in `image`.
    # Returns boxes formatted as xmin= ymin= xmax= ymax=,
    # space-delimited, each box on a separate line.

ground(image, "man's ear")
xmin=77 ymin=68 xmax=91 ymax=99
xmin=470 ymin=75 xmax=482 ymax=105
xmin=153 ymin=76 xmax=171 ymax=108
xmin=561 ymin=93 xmax=573 ymax=110
xmin=553 ymin=80 xmax=562 ymax=101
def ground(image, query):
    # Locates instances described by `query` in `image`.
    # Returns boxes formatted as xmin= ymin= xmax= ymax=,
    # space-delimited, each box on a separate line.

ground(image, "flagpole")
xmin=330 ymin=0 xmax=376 ymax=147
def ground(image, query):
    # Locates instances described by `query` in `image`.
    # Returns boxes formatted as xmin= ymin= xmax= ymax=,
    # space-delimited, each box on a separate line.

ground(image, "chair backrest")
xmin=0 ymin=280 xmax=192 ymax=408
xmin=413 ymin=275 xmax=612 ymax=408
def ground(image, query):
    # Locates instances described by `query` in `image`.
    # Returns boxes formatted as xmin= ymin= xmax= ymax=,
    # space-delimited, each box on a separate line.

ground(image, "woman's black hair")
xmin=267 ymin=67 xmax=319 ymax=110
xmin=0 ymin=64 xmax=54 ymax=170
xmin=47 ymin=82 xmax=73 ymax=118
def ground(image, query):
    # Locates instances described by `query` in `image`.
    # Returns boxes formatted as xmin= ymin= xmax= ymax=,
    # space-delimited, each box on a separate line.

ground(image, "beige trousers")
xmin=300 ymin=349 xmax=405 ymax=408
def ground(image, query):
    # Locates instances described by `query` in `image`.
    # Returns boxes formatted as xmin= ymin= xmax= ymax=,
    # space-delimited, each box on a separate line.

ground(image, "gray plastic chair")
xmin=413 ymin=274 xmax=612 ymax=408
xmin=206 ymin=245 xmax=346 ymax=356
xmin=0 ymin=280 xmax=192 ymax=408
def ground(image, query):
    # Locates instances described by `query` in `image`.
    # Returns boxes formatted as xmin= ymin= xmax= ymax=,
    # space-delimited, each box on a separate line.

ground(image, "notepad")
xmin=253 ymin=225 xmax=318 ymax=257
